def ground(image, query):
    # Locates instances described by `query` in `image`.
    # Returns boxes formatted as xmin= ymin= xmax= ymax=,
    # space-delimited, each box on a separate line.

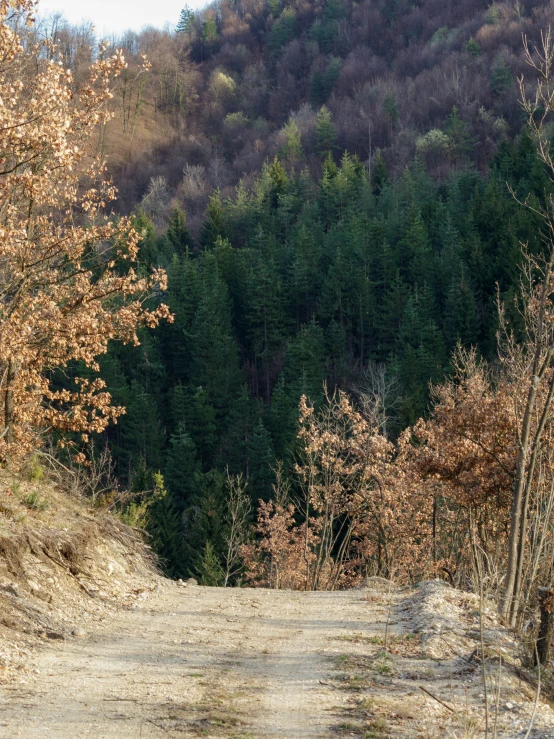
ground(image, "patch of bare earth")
xmin=0 ymin=575 xmax=553 ymax=738
xmin=332 ymin=578 xmax=554 ymax=738
xmin=0 ymin=475 xmax=552 ymax=739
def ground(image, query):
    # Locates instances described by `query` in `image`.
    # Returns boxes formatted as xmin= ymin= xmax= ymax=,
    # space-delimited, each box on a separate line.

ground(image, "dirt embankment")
xmin=0 ymin=474 xmax=553 ymax=738
xmin=0 ymin=468 xmax=158 ymax=683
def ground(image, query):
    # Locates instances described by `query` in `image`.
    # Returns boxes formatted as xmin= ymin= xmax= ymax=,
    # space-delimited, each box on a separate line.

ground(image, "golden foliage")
xmin=0 ymin=1 xmax=170 ymax=459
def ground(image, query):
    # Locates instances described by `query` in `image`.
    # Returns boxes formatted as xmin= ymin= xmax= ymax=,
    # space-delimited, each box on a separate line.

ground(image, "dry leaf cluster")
xmin=0 ymin=1 xmax=170 ymax=460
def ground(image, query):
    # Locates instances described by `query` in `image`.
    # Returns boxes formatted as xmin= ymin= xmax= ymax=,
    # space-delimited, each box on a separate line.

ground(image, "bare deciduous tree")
xmin=500 ymin=28 xmax=554 ymax=624
xmin=223 ymin=471 xmax=251 ymax=587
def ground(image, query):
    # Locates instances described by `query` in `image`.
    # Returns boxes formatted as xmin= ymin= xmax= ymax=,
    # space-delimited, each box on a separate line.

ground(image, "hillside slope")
xmin=40 ymin=0 xmax=552 ymax=217
xmin=1 ymin=577 xmax=553 ymax=738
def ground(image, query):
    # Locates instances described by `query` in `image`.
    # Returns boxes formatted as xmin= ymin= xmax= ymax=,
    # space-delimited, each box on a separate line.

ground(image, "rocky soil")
xmin=0 ymin=474 xmax=553 ymax=738
xmin=0 ymin=575 xmax=553 ymax=738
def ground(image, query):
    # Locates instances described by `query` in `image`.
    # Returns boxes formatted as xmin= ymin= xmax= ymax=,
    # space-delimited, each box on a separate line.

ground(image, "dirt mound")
xmin=398 ymin=579 xmax=518 ymax=661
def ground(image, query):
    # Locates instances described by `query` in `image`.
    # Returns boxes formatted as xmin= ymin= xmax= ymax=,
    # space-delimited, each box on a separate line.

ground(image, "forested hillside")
xmin=95 ymin=134 xmax=545 ymax=579
xmin=39 ymin=0 xmax=552 ymax=222
xmin=26 ymin=0 xmax=554 ymax=615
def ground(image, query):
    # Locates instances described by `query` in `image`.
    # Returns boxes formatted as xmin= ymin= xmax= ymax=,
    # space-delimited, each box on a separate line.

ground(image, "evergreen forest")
xmin=98 ymin=134 xmax=550 ymax=579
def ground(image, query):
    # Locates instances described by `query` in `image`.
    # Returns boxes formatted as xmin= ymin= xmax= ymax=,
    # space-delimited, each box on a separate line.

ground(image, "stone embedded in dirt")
xmin=505 ymin=702 xmax=515 ymax=710
xmin=36 ymin=591 xmax=53 ymax=604
xmin=107 ymin=560 xmax=126 ymax=577
xmin=0 ymin=582 xmax=19 ymax=597
xmin=71 ymin=628 xmax=87 ymax=638
xmin=45 ymin=631 xmax=65 ymax=640
xmin=27 ymin=580 xmax=39 ymax=592
xmin=186 ymin=578 xmax=198 ymax=586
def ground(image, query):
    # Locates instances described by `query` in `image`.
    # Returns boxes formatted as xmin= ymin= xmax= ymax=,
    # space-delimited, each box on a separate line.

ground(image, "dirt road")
xmin=1 ymin=580 xmax=553 ymax=738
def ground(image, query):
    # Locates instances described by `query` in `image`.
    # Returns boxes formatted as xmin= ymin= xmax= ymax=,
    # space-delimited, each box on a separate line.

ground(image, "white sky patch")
xmin=39 ymin=0 xmax=207 ymax=37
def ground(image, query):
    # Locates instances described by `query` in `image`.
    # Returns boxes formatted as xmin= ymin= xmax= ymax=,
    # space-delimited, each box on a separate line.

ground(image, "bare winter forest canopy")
xmin=10 ymin=0 xmax=554 ymax=634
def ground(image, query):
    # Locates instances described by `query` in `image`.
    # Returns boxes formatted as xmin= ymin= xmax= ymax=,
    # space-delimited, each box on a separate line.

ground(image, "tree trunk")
xmin=512 ymin=372 xmax=554 ymax=623
xmin=501 ymin=376 xmax=538 ymax=624
xmin=535 ymin=587 xmax=554 ymax=666
xmin=3 ymin=360 xmax=17 ymax=445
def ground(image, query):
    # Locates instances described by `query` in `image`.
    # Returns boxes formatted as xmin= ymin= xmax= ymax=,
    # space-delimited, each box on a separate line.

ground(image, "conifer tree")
xmin=383 ymin=91 xmax=398 ymax=141
xmin=183 ymin=469 xmax=227 ymax=573
xmin=284 ymin=320 xmax=326 ymax=403
xmin=266 ymin=377 xmax=297 ymax=461
xmin=196 ymin=541 xmax=225 ymax=585
xmin=133 ymin=211 xmax=160 ymax=267
xmin=183 ymin=387 xmax=218 ymax=468
xmin=222 ymin=386 xmax=257 ymax=475
xmin=445 ymin=106 xmax=473 ymax=165
xmin=371 ymin=152 xmax=389 ymax=195
xmin=165 ymin=426 xmax=202 ymax=507
xmin=176 ymin=5 xmax=194 ymax=34
xmin=315 ymin=105 xmax=336 ymax=157
xmin=188 ymin=255 xmax=242 ymax=415
xmin=200 ymin=192 xmax=227 ymax=248
xmin=280 ymin=119 xmax=303 ymax=166
xmin=146 ymin=474 xmax=184 ymax=577
xmin=247 ymin=418 xmax=276 ymax=501
xmin=167 ymin=208 xmax=192 ymax=255
xmin=119 ymin=381 xmax=164 ymax=473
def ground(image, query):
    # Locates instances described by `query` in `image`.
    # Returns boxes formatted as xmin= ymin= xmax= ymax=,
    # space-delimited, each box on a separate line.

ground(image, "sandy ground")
xmin=0 ymin=580 xmax=553 ymax=738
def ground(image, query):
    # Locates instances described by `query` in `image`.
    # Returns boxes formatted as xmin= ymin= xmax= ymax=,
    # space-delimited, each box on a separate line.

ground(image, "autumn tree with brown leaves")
xmin=0 ymin=0 xmax=170 ymax=460
xmin=242 ymin=389 xmax=435 ymax=590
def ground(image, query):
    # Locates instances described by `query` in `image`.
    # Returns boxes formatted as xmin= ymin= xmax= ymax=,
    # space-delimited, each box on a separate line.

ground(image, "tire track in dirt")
xmin=1 ymin=581 xmax=554 ymax=738
xmin=0 ymin=585 xmax=378 ymax=738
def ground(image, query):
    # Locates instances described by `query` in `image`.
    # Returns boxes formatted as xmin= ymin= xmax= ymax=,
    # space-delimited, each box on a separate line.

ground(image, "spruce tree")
xmin=176 ymin=5 xmax=194 ymax=34
xmin=222 ymin=385 xmax=256 ymax=475
xmin=445 ymin=107 xmax=473 ymax=165
xmin=315 ymin=105 xmax=336 ymax=157
xmin=146 ymin=473 xmax=184 ymax=577
xmin=247 ymin=418 xmax=276 ymax=502
xmin=266 ymin=377 xmax=297 ymax=461
xmin=133 ymin=211 xmax=160 ymax=267
xmin=200 ymin=192 xmax=227 ymax=249
xmin=119 ymin=380 xmax=164 ymax=473
xmin=284 ymin=319 xmax=326 ymax=404
xmin=188 ymin=255 xmax=242 ymax=417
xmin=196 ymin=541 xmax=224 ymax=585
xmin=165 ymin=426 xmax=202 ymax=507
xmin=183 ymin=469 xmax=227 ymax=574
xmin=383 ymin=91 xmax=398 ymax=140
xmin=187 ymin=387 xmax=219 ymax=468
xmin=167 ymin=208 xmax=192 ymax=255
xmin=371 ymin=152 xmax=389 ymax=195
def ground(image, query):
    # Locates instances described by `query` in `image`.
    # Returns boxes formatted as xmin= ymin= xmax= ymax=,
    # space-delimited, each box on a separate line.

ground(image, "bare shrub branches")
xmin=242 ymin=389 xmax=434 ymax=590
